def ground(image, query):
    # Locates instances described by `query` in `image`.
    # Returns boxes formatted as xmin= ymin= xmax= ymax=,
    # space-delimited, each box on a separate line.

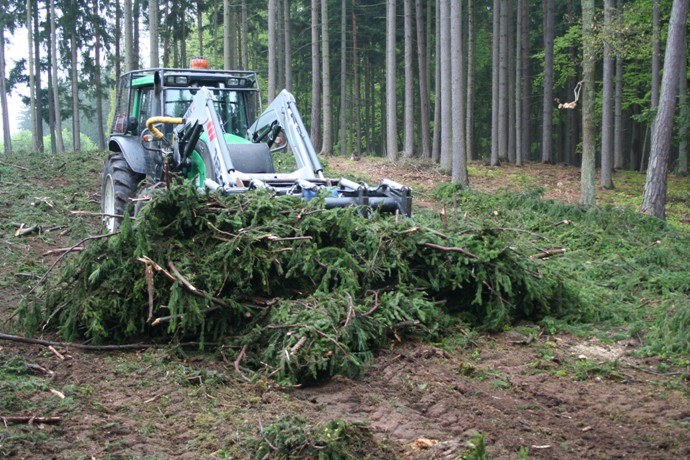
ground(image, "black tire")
xmin=101 ymin=152 xmax=144 ymax=232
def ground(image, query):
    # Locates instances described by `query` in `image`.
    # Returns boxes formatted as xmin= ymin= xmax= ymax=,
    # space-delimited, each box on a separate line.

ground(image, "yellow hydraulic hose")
xmin=146 ymin=116 xmax=184 ymax=139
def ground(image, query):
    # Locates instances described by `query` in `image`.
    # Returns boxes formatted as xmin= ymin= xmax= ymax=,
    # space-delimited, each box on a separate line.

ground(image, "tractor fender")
xmin=108 ymin=135 xmax=148 ymax=175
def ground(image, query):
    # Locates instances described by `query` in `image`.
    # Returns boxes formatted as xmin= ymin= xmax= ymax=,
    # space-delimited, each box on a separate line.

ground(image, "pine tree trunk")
xmin=541 ymin=0 xmax=554 ymax=164
xmin=242 ymin=0 xmax=249 ymax=69
xmin=386 ymin=0 xmax=397 ymax=160
xmin=651 ymin=0 xmax=660 ymax=109
xmin=451 ymin=0 xmax=467 ymax=185
xmin=642 ymin=0 xmax=689 ymax=219
xmin=0 ymin=28 xmax=11 ymax=157
xmin=678 ymin=38 xmax=688 ymax=175
xmin=581 ymin=0 xmax=596 ymax=206
xmin=490 ymin=0 xmax=499 ymax=166
xmin=115 ymin=0 xmax=122 ymax=79
xmin=33 ymin=4 xmax=44 ymax=152
xmin=432 ymin=0 xmax=441 ymax=162
xmin=321 ymin=0 xmax=333 ymax=156
xmin=416 ymin=0 xmax=431 ymax=159
xmin=403 ymin=0 xmax=414 ymax=158
xmin=339 ymin=0 xmax=347 ymax=157
xmin=498 ymin=0 xmax=509 ymax=162
xmin=352 ymin=0 xmax=362 ymax=160
xmin=133 ymin=0 xmax=140 ymax=66
xmin=310 ymin=0 xmax=321 ymax=152
xmin=71 ymin=25 xmax=80 ymax=151
xmin=520 ymin=0 xmax=529 ymax=162
xmin=27 ymin=0 xmax=40 ymax=153
xmin=507 ymin=1 xmax=515 ymax=163
xmin=197 ymin=0 xmax=203 ymax=56
xmin=267 ymin=0 xmax=277 ymax=101
xmin=224 ymin=0 xmax=233 ymax=69
xmin=439 ymin=0 xmax=451 ymax=168
xmin=50 ymin=0 xmax=65 ymax=153
xmin=515 ymin=0 xmax=522 ymax=166
xmin=124 ymin=0 xmax=134 ymax=71
xmin=284 ymin=0 xmax=292 ymax=91
xmin=94 ymin=0 xmax=105 ymax=149
xmin=600 ymin=0 xmax=614 ymax=188
xmin=465 ymin=0 xmax=475 ymax=162
xmin=149 ymin=0 xmax=159 ymax=67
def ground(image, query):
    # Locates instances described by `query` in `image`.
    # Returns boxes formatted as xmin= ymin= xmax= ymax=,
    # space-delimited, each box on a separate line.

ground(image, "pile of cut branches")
xmin=23 ymin=184 xmax=579 ymax=383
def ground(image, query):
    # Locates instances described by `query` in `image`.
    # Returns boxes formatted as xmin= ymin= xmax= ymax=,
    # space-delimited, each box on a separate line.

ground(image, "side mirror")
xmin=127 ymin=117 xmax=138 ymax=133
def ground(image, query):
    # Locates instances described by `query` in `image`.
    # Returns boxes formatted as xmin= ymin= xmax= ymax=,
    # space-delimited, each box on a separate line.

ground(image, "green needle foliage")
xmin=23 ymin=183 xmax=580 ymax=384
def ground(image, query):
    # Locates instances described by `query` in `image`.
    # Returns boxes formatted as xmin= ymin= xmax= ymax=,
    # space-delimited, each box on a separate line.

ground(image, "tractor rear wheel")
xmin=101 ymin=152 xmax=143 ymax=232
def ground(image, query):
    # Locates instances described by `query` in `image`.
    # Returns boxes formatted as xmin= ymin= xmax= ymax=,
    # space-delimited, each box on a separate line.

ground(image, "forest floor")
xmin=1 ymin=152 xmax=689 ymax=459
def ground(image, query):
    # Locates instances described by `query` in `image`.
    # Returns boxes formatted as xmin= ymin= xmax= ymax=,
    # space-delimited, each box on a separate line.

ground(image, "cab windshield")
xmin=164 ymin=88 xmax=250 ymax=138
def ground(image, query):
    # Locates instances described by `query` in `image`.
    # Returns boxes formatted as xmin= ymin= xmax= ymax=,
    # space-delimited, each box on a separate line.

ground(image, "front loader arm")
xmin=247 ymin=89 xmax=325 ymax=180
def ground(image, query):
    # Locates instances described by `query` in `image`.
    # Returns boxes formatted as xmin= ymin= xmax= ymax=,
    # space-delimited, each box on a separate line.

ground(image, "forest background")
xmin=0 ymin=0 xmax=688 ymax=219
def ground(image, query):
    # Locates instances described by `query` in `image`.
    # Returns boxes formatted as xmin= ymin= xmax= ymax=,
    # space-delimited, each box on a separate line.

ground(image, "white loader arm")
xmin=247 ymin=89 xmax=325 ymax=180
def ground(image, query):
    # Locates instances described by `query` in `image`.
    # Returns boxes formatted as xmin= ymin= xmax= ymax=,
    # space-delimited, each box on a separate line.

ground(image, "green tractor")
xmin=102 ymin=63 xmax=411 ymax=231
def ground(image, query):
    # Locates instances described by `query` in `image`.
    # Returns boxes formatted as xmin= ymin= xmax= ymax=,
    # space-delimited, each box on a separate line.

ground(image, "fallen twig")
xmin=420 ymin=242 xmax=479 ymax=259
xmin=150 ymin=307 xmax=220 ymax=326
xmin=0 ymin=332 xmax=213 ymax=351
xmin=530 ymin=248 xmax=567 ymax=260
xmin=47 ymin=345 xmax=66 ymax=361
xmin=70 ymin=210 xmax=129 ymax=219
xmin=168 ymin=261 xmax=229 ymax=308
xmin=26 ymin=363 xmax=56 ymax=379
xmin=233 ymin=345 xmax=251 ymax=382
xmin=1 ymin=416 xmax=61 ymax=425
xmin=401 ymin=226 xmax=449 ymax=239
xmin=42 ymin=246 xmax=84 ymax=256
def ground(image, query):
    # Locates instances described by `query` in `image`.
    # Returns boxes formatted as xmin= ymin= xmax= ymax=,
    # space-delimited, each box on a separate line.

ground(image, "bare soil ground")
xmin=1 ymin=157 xmax=689 ymax=459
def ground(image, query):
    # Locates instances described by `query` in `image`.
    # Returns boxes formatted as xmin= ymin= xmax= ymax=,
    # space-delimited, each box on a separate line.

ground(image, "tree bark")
xmin=432 ymin=0 xmax=441 ymax=162
xmin=94 ymin=0 xmax=105 ymax=149
xmin=70 ymin=21 xmax=80 ymax=151
xmin=600 ymin=0 xmax=614 ymax=187
xmin=340 ymin=0 xmax=347 ymax=156
xmin=465 ymin=0 xmax=475 ymax=163
xmin=490 ymin=0 xmax=499 ymax=166
xmin=581 ymin=0 xmax=596 ymax=206
xmin=351 ymin=0 xmax=362 ymax=160
xmin=321 ymin=0 xmax=333 ymax=156
xmin=310 ymin=0 xmax=321 ymax=152
xmin=124 ymin=0 xmax=134 ymax=71
xmin=451 ymin=0 xmax=467 ymax=185
xmin=27 ymin=0 xmax=39 ymax=152
xmin=197 ymin=0 xmax=203 ymax=56
xmin=642 ymin=0 xmax=689 ymax=219
xmin=386 ymin=0 xmax=397 ymax=160
xmin=416 ymin=0 xmax=431 ymax=159
xmin=439 ymin=0 xmax=451 ymax=168
xmin=0 ymin=27 xmax=10 ymax=157
xmin=224 ymin=0 xmax=233 ymax=69
xmin=520 ymin=0 xmax=530 ymax=163
xmin=678 ymin=37 xmax=688 ymax=175
xmin=33 ymin=3 xmax=44 ymax=152
xmin=541 ymin=0 xmax=554 ymax=164
xmin=402 ymin=0 xmax=414 ymax=158
xmin=515 ymin=0 xmax=522 ymax=166
xmin=149 ymin=0 xmax=159 ymax=67
xmin=50 ymin=0 xmax=65 ymax=153
xmin=613 ymin=0 xmax=624 ymax=170
xmin=268 ymin=0 xmax=277 ymax=101
xmin=284 ymin=0 xmax=292 ymax=91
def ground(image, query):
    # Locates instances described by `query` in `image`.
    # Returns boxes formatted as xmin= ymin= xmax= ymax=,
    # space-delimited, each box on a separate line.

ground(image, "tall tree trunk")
xmin=70 ymin=24 xmax=80 ymax=151
xmin=439 ymin=0 xmax=451 ymax=168
xmin=507 ymin=1 xmax=515 ymax=163
xmin=321 ymin=0 xmax=333 ymax=155
xmin=47 ymin=40 xmax=56 ymax=155
xmin=581 ymin=0 xmax=596 ymax=206
xmin=541 ymin=0 xmax=554 ymax=163
xmin=651 ymin=0 xmax=661 ymax=109
xmin=451 ymin=0 xmax=467 ymax=184
xmin=339 ymin=0 xmax=347 ymax=156
xmin=416 ymin=0 xmax=431 ymax=158
xmin=498 ymin=0 xmax=509 ymax=162
xmin=351 ymin=0 xmax=362 ymax=160
xmin=133 ymin=0 xmax=140 ymax=66
xmin=515 ymin=0 xmax=522 ymax=166
xmin=224 ymin=0 xmax=233 ymax=69
xmin=310 ymin=0 xmax=321 ymax=152
xmin=124 ymin=0 xmax=134 ymax=71
xmin=268 ymin=0 xmax=277 ymax=101
xmin=386 ymin=0 xmax=397 ymax=160
xmin=520 ymin=0 xmax=530 ymax=162
xmin=490 ymin=0 xmax=499 ymax=166
xmin=33 ymin=3 xmax=44 ymax=152
xmin=642 ymin=0 xmax=689 ymax=219
xmin=149 ymin=0 xmax=159 ymax=67
xmin=284 ymin=0 xmax=292 ymax=91
xmin=678 ymin=37 xmax=688 ymax=175
xmin=403 ymin=0 xmax=414 ymax=157
xmin=600 ymin=0 xmax=614 ymax=188
xmin=27 ymin=0 xmax=39 ymax=152
xmin=432 ymin=0 xmax=441 ymax=162
xmin=50 ymin=0 xmax=65 ymax=153
xmin=241 ymin=0 xmax=248 ymax=69
xmin=115 ymin=0 xmax=122 ymax=79
xmin=94 ymin=0 xmax=105 ymax=149
xmin=465 ymin=0 xmax=475 ymax=162
xmin=0 ymin=28 xmax=10 ymax=156
xmin=613 ymin=0 xmax=624 ymax=169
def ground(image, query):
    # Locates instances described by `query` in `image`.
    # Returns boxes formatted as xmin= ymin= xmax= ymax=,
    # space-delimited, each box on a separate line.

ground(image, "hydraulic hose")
xmin=145 ymin=116 xmax=184 ymax=139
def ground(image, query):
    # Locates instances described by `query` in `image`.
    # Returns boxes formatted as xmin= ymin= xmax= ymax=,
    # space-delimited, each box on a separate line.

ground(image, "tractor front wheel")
xmin=101 ymin=152 xmax=143 ymax=232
